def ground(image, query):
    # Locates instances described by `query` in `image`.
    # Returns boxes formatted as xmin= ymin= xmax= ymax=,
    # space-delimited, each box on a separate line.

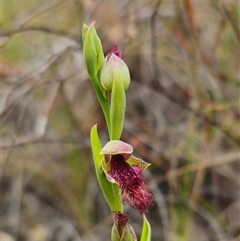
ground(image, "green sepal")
xmin=111 ymin=224 xmax=121 ymax=241
xmin=83 ymin=23 xmax=97 ymax=80
xmin=126 ymin=156 xmax=150 ymax=171
xmin=82 ymin=23 xmax=89 ymax=45
xmin=90 ymin=125 xmax=122 ymax=212
xmin=111 ymin=224 xmax=137 ymax=241
xmin=140 ymin=215 xmax=151 ymax=241
xmin=91 ymin=26 xmax=105 ymax=74
xmin=82 ymin=23 xmax=105 ymax=85
xmin=121 ymin=224 xmax=137 ymax=241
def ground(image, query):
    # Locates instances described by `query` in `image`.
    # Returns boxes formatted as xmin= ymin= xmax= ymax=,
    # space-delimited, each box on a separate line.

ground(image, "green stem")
xmin=90 ymin=79 xmax=123 ymax=212
xmin=91 ymin=77 xmax=111 ymax=135
xmin=112 ymin=184 xmax=123 ymax=213
xmin=110 ymin=79 xmax=126 ymax=140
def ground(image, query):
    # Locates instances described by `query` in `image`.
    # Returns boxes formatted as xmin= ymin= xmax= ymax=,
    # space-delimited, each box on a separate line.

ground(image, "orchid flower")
xmin=101 ymin=140 xmax=153 ymax=214
xmin=83 ymin=23 xmax=153 ymax=241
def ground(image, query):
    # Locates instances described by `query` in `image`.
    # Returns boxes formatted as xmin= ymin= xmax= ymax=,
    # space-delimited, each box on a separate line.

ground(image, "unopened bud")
xmin=111 ymin=212 xmax=137 ymax=241
xmin=82 ymin=22 xmax=104 ymax=80
xmin=101 ymin=46 xmax=130 ymax=92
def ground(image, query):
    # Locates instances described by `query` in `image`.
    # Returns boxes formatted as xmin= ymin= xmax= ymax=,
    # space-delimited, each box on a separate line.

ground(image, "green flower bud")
xmin=101 ymin=46 xmax=130 ymax=140
xmin=100 ymin=46 xmax=130 ymax=92
xmin=82 ymin=22 xmax=104 ymax=80
xmin=111 ymin=212 xmax=137 ymax=241
xmin=112 ymin=224 xmax=137 ymax=241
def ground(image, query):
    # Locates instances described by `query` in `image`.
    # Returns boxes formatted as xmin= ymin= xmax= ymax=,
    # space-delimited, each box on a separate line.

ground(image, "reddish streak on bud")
xmin=108 ymin=45 xmax=124 ymax=60
xmin=108 ymin=154 xmax=153 ymax=214
xmin=114 ymin=212 xmax=129 ymax=228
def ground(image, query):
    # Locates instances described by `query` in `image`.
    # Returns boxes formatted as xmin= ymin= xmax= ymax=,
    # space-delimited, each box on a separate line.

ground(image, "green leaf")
xmin=90 ymin=125 xmax=122 ymax=212
xmin=82 ymin=24 xmax=111 ymax=134
xmin=110 ymin=78 xmax=126 ymax=140
xmin=140 ymin=215 xmax=151 ymax=241
xmin=82 ymin=22 xmax=105 ymax=86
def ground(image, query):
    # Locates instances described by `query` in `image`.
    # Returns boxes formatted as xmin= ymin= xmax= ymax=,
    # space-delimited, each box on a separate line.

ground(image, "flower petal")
xmin=102 ymin=159 xmax=116 ymax=183
xmin=126 ymin=156 xmax=150 ymax=172
xmin=106 ymin=155 xmax=153 ymax=213
xmin=100 ymin=140 xmax=133 ymax=156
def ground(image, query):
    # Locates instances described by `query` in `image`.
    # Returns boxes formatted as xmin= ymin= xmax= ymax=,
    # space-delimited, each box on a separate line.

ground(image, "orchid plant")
xmin=82 ymin=22 xmax=153 ymax=241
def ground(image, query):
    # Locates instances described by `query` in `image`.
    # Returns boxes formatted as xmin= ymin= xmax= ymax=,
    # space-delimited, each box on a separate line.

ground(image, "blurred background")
xmin=1 ymin=0 xmax=239 ymax=240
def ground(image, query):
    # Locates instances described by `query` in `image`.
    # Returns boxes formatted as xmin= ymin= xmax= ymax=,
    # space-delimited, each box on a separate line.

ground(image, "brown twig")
xmin=155 ymin=151 xmax=239 ymax=184
xmin=222 ymin=5 xmax=240 ymax=43
xmin=1 ymin=26 xmax=79 ymax=43
xmin=150 ymin=0 xmax=162 ymax=80
xmin=183 ymin=0 xmax=211 ymax=65
xmin=184 ymin=0 xmax=198 ymax=35
xmin=1 ymin=45 xmax=79 ymax=121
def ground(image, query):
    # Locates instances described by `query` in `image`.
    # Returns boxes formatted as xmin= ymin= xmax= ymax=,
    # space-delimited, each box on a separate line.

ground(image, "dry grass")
xmin=1 ymin=0 xmax=239 ymax=240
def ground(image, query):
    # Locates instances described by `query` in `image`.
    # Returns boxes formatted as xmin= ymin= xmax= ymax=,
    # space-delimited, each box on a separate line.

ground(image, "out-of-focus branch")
xmin=2 ymin=82 xmax=60 ymax=149
xmin=1 ymin=45 xmax=79 ymax=121
xmin=146 ymin=55 xmax=239 ymax=145
xmin=1 ymin=137 xmax=88 ymax=148
xmin=193 ymin=109 xmax=240 ymax=146
xmin=211 ymin=17 xmax=228 ymax=57
xmin=222 ymin=5 xmax=240 ymax=42
xmin=166 ymin=197 xmax=229 ymax=241
xmin=184 ymin=0 xmax=198 ymax=35
xmin=184 ymin=0 xmax=211 ymax=65
xmin=1 ymin=26 xmax=79 ymax=43
xmin=150 ymin=0 xmax=162 ymax=80
xmin=34 ymin=82 xmax=60 ymax=136
xmin=155 ymin=151 xmax=239 ymax=184
xmin=15 ymin=0 xmax=69 ymax=29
